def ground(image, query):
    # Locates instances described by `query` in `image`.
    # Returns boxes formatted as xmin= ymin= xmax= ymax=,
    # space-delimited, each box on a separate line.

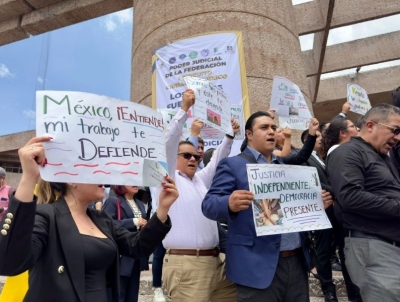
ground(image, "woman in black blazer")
xmin=103 ymin=185 xmax=148 ymax=302
xmin=0 ymin=136 xmax=178 ymax=302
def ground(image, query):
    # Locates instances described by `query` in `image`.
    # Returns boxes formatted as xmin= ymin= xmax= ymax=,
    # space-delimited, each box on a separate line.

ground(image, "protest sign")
xmin=270 ymin=76 xmax=312 ymax=130
xmin=247 ymin=164 xmax=331 ymax=236
xmin=152 ymin=31 xmax=250 ymax=152
xmin=230 ymin=104 xmax=245 ymax=140
xmin=142 ymin=159 xmax=169 ymax=187
xmin=184 ymin=76 xmax=233 ymax=136
xmin=36 ymin=91 xmax=167 ymax=186
xmin=347 ymin=83 xmax=371 ymax=115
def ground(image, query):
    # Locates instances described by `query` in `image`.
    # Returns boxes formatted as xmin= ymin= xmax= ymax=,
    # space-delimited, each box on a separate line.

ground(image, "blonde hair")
xmin=35 ymin=178 xmax=59 ymax=204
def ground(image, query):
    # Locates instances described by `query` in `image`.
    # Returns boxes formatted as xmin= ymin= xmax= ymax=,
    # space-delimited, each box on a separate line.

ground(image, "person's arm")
xmin=196 ymin=118 xmax=239 ymax=187
xmin=0 ymin=196 xmax=48 ymax=276
xmin=187 ymin=119 xmax=203 ymax=149
xmin=328 ymin=146 xmax=400 ymax=219
xmin=280 ymin=118 xmax=319 ymax=165
xmin=274 ymin=127 xmax=292 ymax=157
xmin=102 ymin=198 xmax=138 ymax=231
xmin=165 ymin=89 xmax=195 ymax=178
xmin=202 ymin=158 xmax=235 ymax=221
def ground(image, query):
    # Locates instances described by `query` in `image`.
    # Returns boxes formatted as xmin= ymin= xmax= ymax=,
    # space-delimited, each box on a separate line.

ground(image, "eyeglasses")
xmin=371 ymin=121 xmax=400 ymax=135
xmin=178 ymin=152 xmax=201 ymax=161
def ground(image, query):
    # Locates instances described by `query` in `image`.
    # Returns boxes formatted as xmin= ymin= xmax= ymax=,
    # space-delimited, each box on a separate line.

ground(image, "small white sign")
xmin=347 ymin=83 xmax=371 ymax=115
xmin=142 ymin=159 xmax=169 ymax=187
xmin=270 ymin=76 xmax=312 ymax=130
xmin=184 ymin=76 xmax=234 ymax=136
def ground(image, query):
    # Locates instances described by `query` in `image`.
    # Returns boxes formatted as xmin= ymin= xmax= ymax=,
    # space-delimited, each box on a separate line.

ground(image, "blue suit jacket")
xmin=202 ymin=136 xmax=315 ymax=289
xmin=103 ymin=195 xmax=147 ymax=277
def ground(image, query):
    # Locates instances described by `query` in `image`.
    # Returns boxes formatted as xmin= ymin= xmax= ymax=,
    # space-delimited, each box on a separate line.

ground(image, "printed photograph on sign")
xmin=253 ymin=199 xmax=284 ymax=228
xmin=246 ymin=164 xmax=331 ymax=236
xmin=36 ymin=91 xmax=167 ymax=187
xmin=207 ymin=108 xmax=222 ymax=126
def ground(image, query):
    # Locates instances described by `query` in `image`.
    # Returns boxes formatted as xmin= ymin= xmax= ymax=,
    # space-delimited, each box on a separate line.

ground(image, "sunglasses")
xmin=372 ymin=121 xmax=400 ymax=135
xmin=178 ymin=152 xmax=201 ymax=161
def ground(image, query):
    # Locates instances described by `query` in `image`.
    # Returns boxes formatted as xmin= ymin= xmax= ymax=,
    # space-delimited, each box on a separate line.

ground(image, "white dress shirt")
xmin=153 ymin=109 xmax=233 ymax=249
xmin=311 ymin=151 xmax=325 ymax=167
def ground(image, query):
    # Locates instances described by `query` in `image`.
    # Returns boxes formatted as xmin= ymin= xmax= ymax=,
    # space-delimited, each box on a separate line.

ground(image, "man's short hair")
xmin=0 ymin=167 xmax=5 ymax=178
xmin=362 ymin=103 xmax=400 ymax=129
xmin=179 ymin=140 xmax=195 ymax=148
xmin=392 ymin=86 xmax=400 ymax=108
xmin=197 ymin=137 xmax=204 ymax=145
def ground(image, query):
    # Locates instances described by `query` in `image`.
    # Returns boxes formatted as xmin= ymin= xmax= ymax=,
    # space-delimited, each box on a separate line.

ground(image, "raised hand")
xmin=282 ymin=126 xmax=291 ymax=138
xmin=231 ymin=118 xmax=240 ymax=136
xmin=181 ymin=89 xmax=195 ymax=112
xmin=308 ymin=118 xmax=320 ymax=136
xmin=191 ymin=119 xmax=204 ymax=136
xmin=16 ymin=136 xmax=52 ymax=202
xmin=156 ymin=175 xmax=179 ymax=223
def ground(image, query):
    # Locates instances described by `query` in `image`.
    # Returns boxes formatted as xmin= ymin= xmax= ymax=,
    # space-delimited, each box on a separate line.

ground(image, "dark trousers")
xmin=315 ymin=227 xmax=335 ymax=293
xmin=119 ymin=260 xmax=141 ymax=302
xmin=152 ymin=243 xmax=166 ymax=288
xmin=236 ymin=253 xmax=309 ymax=302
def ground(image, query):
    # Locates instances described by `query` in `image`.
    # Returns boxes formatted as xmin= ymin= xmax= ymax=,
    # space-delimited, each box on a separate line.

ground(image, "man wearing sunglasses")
xmin=154 ymin=89 xmax=240 ymax=302
xmin=326 ymin=104 xmax=400 ymax=302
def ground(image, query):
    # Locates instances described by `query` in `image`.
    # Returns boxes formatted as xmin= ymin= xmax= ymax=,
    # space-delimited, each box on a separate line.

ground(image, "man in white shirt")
xmin=154 ymin=89 xmax=239 ymax=302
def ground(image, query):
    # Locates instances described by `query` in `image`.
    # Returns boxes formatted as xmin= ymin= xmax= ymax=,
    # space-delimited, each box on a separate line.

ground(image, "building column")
xmin=131 ymin=0 xmax=311 ymax=115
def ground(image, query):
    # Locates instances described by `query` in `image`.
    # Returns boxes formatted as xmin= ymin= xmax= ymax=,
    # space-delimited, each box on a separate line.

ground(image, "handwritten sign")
xmin=36 ymin=91 xmax=167 ymax=186
xmin=184 ymin=76 xmax=234 ymax=136
xmin=347 ymin=83 xmax=371 ymax=115
xmin=270 ymin=76 xmax=312 ymax=130
xmin=246 ymin=164 xmax=331 ymax=236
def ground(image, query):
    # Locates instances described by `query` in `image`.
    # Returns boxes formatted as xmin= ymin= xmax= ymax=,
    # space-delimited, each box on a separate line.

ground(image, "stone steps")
xmin=1 ymin=271 xmax=348 ymax=300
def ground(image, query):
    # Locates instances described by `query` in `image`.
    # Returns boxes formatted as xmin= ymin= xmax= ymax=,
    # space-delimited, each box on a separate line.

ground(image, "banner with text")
xmin=246 ymin=164 xmax=331 ymax=236
xmin=152 ymin=31 xmax=249 ymax=151
xmin=36 ymin=91 xmax=167 ymax=186
xmin=270 ymin=76 xmax=312 ymax=130
xmin=347 ymin=83 xmax=371 ymax=115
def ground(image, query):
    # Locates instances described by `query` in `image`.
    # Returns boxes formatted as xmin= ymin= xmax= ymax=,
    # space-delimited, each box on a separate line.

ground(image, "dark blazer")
xmin=0 ymin=196 xmax=171 ymax=302
xmin=102 ymin=195 xmax=147 ymax=277
xmin=202 ymin=134 xmax=315 ymax=289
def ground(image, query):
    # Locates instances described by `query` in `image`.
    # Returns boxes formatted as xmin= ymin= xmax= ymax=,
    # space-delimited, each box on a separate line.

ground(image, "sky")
xmin=1 ymin=2 xmax=399 ymax=136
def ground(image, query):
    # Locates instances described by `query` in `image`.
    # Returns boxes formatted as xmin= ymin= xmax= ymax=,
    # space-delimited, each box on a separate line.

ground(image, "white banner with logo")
xmin=152 ymin=31 xmax=249 ymax=152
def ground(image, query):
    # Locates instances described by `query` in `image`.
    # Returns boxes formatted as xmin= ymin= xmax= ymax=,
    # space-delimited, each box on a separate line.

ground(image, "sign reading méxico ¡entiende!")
xmin=36 ymin=91 xmax=168 ymax=186
xmin=151 ymin=31 xmax=250 ymax=151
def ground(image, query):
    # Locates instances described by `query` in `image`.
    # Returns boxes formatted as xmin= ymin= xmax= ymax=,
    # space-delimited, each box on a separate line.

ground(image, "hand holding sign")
xmin=191 ymin=119 xmax=204 ymax=136
xmin=156 ymin=175 xmax=179 ymax=222
xmin=230 ymin=118 xmax=240 ymax=137
xmin=342 ymin=102 xmax=351 ymax=115
xmin=228 ymin=190 xmax=254 ymax=212
xmin=308 ymin=118 xmax=320 ymax=136
xmin=181 ymin=89 xmax=195 ymax=112
xmin=322 ymin=190 xmax=333 ymax=209
xmin=282 ymin=126 xmax=291 ymax=139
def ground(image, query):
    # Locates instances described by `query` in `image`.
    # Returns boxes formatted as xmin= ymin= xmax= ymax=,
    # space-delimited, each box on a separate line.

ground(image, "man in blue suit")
xmin=202 ymin=111 xmax=332 ymax=301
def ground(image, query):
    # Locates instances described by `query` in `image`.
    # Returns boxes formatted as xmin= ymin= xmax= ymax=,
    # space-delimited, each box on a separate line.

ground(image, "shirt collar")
xmin=246 ymin=146 xmax=280 ymax=164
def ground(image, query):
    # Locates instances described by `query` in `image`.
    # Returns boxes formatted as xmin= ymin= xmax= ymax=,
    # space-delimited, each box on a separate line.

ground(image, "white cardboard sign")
xmin=36 ymin=91 xmax=167 ymax=186
xmin=247 ymin=164 xmax=332 ymax=236
xmin=347 ymin=83 xmax=371 ymax=115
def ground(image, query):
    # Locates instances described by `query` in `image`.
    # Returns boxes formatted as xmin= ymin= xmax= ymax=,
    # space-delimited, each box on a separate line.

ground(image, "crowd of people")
xmin=0 ymin=86 xmax=399 ymax=302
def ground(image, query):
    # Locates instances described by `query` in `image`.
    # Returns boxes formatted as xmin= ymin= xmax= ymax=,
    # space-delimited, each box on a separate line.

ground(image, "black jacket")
xmin=326 ymin=137 xmax=400 ymax=242
xmin=0 ymin=196 xmax=171 ymax=302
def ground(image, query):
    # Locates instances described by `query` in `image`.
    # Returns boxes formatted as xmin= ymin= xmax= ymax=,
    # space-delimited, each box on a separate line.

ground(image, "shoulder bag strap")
xmin=238 ymin=152 xmax=258 ymax=164
xmin=116 ymin=197 xmax=121 ymax=221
